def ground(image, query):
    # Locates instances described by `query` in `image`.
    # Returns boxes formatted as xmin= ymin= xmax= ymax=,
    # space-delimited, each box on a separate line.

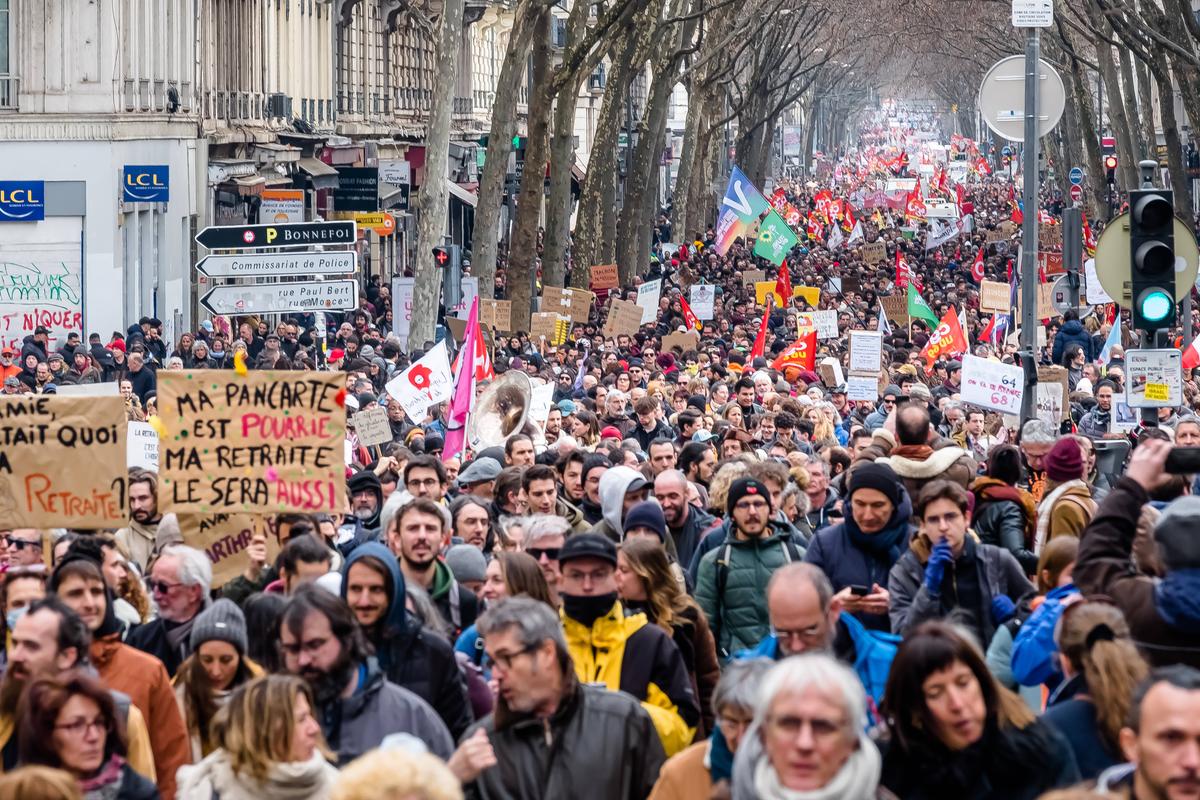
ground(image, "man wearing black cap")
xmin=804 ymin=462 xmax=915 ymax=631
xmin=348 ymin=470 xmax=384 ymax=537
xmin=558 ymin=533 xmax=700 ymax=757
xmin=694 ymin=477 xmax=804 ymax=659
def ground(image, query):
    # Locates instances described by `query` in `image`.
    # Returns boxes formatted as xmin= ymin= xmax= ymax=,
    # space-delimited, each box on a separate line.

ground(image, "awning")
xmin=447 ymin=181 xmax=477 ymax=208
xmin=297 ymin=157 xmax=339 ymax=190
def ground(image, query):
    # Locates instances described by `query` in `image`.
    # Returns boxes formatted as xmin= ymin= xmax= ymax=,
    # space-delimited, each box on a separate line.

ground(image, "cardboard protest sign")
xmin=980 ymin=280 xmax=1010 ymax=314
xmin=1037 ymin=365 xmax=1071 ymax=422
xmin=961 ymin=355 xmax=1023 ymax=415
xmin=797 ymin=310 xmax=838 ymax=339
xmin=530 ymin=312 xmax=568 ymax=344
xmin=157 ymin=371 xmax=346 ymax=515
xmin=541 ymin=286 xmax=593 ymax=324
xmin=985 ymin=228 xmax=1010 ymax=244
xmin=818 ymin=357 xmax=845 ymax=388
xmin=603 ymin=299 xmax=645 ymax=336
xmin=662 ymin=331 xmax=700 ymax=353
xmin=881 ymin=294 xmax=909 ymax=324
xmin=860 ymin=240 xmax=887 ymax=264
xmin=742 ymin=269 xmax=766 ymax=286
xmin=1040 ymin=225 xmax=1062 ymax=249
xmin=0 ymin=395 xmax=128 ymax=528
xmin=127 ymin=421 xmax=160 ymax=471
xmin=590 ymin=264 xmax=619 ymax=290
xmin=478 ymin=299 xmax=513 ymax=332
xmin=178 ymin=513 xmax=277 ymax=589
xmin=1016 ymin=283 xmax=1056 ymax=320
xmin=354 ymin=405 xmax=393 ymax=447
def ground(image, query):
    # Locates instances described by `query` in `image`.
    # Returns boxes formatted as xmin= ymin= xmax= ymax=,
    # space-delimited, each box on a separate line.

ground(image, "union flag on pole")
xmin=772 ymin=328 xmax=817 ymax=371
xmin=895 ymin=249 xmax=911 ymax=290
xmin=1082 ymin=213 xmax=1097 ymax=257
xmin=775 ymin=261 xmax=793 ymax=306
xmin=1009 ymin=184 xmax=1023 ymax=224
xmin=680 ymin=296 xmax=702 ymax=331
xmin=748 ymin=297 xmax=772 ymax=364
xmin=920 ymin=308 xmax=969 ymax=365
xmin=970 ymin=247 xmax=985 ymax=282
xmin=905 ymin=188 xmax=927 ymax=223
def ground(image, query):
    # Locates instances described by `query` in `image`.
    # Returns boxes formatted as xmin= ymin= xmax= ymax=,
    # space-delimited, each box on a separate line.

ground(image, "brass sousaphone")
xmin=466 ymin=370 xmax=532 ymax=452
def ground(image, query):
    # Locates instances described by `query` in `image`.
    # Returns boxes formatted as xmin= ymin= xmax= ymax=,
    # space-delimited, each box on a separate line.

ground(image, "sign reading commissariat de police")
xmin=0 ymin=181 xmax=45 ymax=222
xmin=195 ymin=221 xmax=357 ymax=250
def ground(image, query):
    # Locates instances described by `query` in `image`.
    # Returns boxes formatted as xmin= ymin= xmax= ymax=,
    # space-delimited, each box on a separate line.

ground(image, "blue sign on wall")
xmin=0 ymin=181 xmax=45 ymax=222
xmin=123 ymin=165 xmax=170 ymax=202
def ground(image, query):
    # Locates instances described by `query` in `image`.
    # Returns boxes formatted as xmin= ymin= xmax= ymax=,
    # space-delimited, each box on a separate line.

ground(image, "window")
xmin=0 ymin=0 xmax=9 ymax=74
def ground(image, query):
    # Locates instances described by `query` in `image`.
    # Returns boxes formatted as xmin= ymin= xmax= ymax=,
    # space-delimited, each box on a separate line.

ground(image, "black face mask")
xmin=561 ymin=591 xmax=618 ymax=628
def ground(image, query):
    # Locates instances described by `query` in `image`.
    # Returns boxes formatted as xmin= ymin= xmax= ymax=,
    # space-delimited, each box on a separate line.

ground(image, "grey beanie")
xmin=189 ymin=598 xmax=248 ymax=655
xmin=444 ymin=544 xmax=488 ymax=584
xmin=1155 ymin=496 xmax=1200 ymax=570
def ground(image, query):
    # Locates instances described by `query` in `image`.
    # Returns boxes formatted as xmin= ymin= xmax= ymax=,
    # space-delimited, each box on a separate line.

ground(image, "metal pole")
xmin=1062 ymin=206 xmax=1082 ymax=309
xmin=1019 ymin=27 xmax=1041 ymax=425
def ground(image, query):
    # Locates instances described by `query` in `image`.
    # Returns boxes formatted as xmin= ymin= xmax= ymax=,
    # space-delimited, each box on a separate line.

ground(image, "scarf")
xmin=890 ymin=444 xmax=933 ymax=461
xmin=733 ymin=724 xmax=882 ymax=800
xmin=972 ymin=477 xmax=1037 ymax=546
xmin=176 ymin=749 xmax=337 ymax=800
xmin=1034 ymin=479 xmax=1089 ymax=554
xmin=80 ymin=755 xmax=126 ymax=800
xmin=1155 ymin=569 xmax=1200 ymax=633
xmin=845 ymin=495 xmax=911 ymax=563
xmin=165 ymin=616 xmax=197 ymax=654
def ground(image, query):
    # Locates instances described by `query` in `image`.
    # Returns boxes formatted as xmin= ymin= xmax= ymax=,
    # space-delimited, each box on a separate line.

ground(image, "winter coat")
xmin=115 ymin=519 xmax=160 ymax=573
xmin=1036 ymin=480 xmax=1096 ymax=552
xmin=629 ymin=418 xmax=675 ymax=452
xmin=805 ymin=487 xmax=843 ymax=532
xmin=426 ymin=558 xmax=479 ymax=636
xmin=971 ymin=478 xmax=1038 ymax=575
xmin=627 ymin=601 xmax=721 ymax=738
xmin=587 ymin=466 xmax=650 ymax=543
xmin=127 ymin=615 xmax=195 ymax=678
xmin=340 ymin=543 xmax=473 ymax=740
xmin=83 ymin=759 xmax=161 ymax=800
xmin=694 ymin=523 xmax=804 ymax=658
xmin=985 ymin=619 xmax=1044 ymax=712
xmin=175 ymin=749 xmax=337 ymax=800
xmin=556 ymin=496 xmax=590 ymax=535
xmin=888 ymin=535 xmax=1036 ymax=646
xmin=667 ymin=504 xmax=716 ymax=568
xmin=601 ymin=412 xmax=636 ymax=438
xmin=463 ymin=672 xmax=665 ymax=800
xmin=1042 ymin=674 xmax=1121 ymax=780
xmin=1073 ymin=477 xmax=1200 ymax=668
xmin=316 ymin=657 xmax=453 ymax=765
xmin=876 ymin=444 xmax=977 ymax=497
xmin=1011 ymin=583 xmax=1079 ymax=687
xmin=1052 ymin=319 xmax=1096 ymax=364
xmin=562 ymin=601 xmax=700 ymax=757
xmin=648 ymin=741 xmax=715 ymax=800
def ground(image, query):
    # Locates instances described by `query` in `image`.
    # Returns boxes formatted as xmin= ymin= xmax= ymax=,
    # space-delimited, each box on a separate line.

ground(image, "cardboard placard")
xmin=1037 ymin=365 xmax=1071 ymax=421
xmin=590 ymin=264 xmax=619 ymax=290
xmin=1016 ymin=283 xmax=1057 ymax=320
xmin=178 ymin=513 xmax=278 ymax=589
xmin=662 ymin=331 xmax=700 ymax=354
xmin=742 ymin=269 xmax=767 ymax=286
xmin=861 ymin=240 xmax=887 ymax=264
xmin=530 ymin=312 xmax=566 ymax=343
xmin=354 ymin=405 xmax=393 ymax=447
xmin=541 ymin=286 xmax=593 ymax=324
xmin=478 ymin=299 xmax=513 ymax=332
xmin=797 ymin=310 xmax=838 ymax=339
xmin=1040 ymin=225 xmax=1062 ymax=249
xmin=980 ymin=280 xmax=1011 ymax=314
xmin=849 ymin=330 xmax=883 ymax=372
xmin=985 ymin=228 xmax=1010 ymax=244
xmin=127 ymin=421 xmax=160 ymax=471
xmin=0 ymin=396 xmax=128 ymax=528
xmin=603 ymin=299 xmax=645 ymax=336
xmin=881 ymin=294 xmax=909 ymax=324
xmin=157 ymin=370 xmax=347 ymax=514
xmin=818 ymin=357 xmax=845 ymax=388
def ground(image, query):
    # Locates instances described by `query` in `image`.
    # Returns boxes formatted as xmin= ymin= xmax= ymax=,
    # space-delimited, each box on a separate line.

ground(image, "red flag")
xmin=748 ymin=297 xmax=772 ymax=364
xmin=971 ymin=248 xmax=985 ymax=282
xmin=772 ymin=328 xmax=817 ymax=371
xmin=895 ymin=249 xmax=910 ymax=290
xmin=1184 ymin=339 xmax=1200 ymax=371
xmin=775 ymin=262 xmax=793 ymax=306
xmin=1009 ymin=185 xmax=1023 ymax=224
xmin=905 ymin=189 xmax=927 ymax=222
xmin=680 ymin=296 xmax=702 ymax=331
xmin=920 ymin=309 xmax=969 ymax=365
xmin=842 ymin=203 xmax=857 ymax=232
xmin=974 ymin=157 xmax=991 ymax=176
xmin=1082 ymin=213 xmax=1097 ymax=257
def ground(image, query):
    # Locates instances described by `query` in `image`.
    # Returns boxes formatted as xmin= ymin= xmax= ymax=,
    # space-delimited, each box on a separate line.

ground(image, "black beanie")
xmin=727 ymin=477 xmax=773 ymax=515
xmin=847 ymin=462 xmax=903 ymax=508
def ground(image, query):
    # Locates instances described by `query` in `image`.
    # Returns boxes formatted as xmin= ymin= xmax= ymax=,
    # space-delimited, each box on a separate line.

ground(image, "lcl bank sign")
xmin=123 ymin=165 xmax=170 ymax=202
xmin=0 ymin=181 xmax=45 ymax=221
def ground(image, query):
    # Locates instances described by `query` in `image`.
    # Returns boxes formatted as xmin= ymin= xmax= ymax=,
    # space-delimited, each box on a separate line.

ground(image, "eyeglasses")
xmin=146 ymin=579 xmax=182 ymax=595
xmin=5 ymin=537 xmax=40 ymax=551
xmin=406 ymin=478 xmax=441 ymax=490
xmin=487 ymin=643 xmax=537 ymax=671
xmin=770 ymin=624 xmax=826 ymax=644
xmin=55 ymin=717 xmax=108 ymax=737
xmin=525 ymin=546 xmax=560 ymax=562
xmin=734 ymin=499 xmax=769 ymax=512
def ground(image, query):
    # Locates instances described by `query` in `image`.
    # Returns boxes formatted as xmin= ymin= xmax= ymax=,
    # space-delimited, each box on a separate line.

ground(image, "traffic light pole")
xmin=1063 ymin=207 xmax=1082 ymax=310
xmin=1019 ymin=27 xmax=1041 ymax=426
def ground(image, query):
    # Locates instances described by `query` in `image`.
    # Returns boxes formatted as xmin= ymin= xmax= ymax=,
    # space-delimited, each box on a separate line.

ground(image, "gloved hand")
xmin=991 ymin=595 xmax=1017 ymax=625
xmin=923 ymin=540 xmax=953 ymax=595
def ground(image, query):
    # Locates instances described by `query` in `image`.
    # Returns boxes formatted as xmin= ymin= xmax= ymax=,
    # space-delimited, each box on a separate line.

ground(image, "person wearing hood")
xmin=694 ymin=478 xmax=805 ymax=660
xmin=50 ymin=549 xmax=190 ymax=800
xmin=347 ymin=469 xmax=384 ymax=540
xmin=339 ymin=542 xmax=473 ymax=740
xmin=585 ymin=465 xmax=651 ymax=542
xmin=888 ymin=481 xmax=1035 ymax=647
xmin=730 ymin=655 xmax=891 ymax=800
xmin=875 ymin=404 xmax=976 ymax=497
xmin=1052 ymin=309 xmax=1097 ymax=365
xmin=386 ymin=497 xmax=479 ymax=635
xmin=804 ymin=462 xmax=915 ymax=632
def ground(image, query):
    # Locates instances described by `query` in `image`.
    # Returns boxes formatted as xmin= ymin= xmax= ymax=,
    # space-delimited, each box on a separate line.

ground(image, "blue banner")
xmin=123 ymin=165 xmax=170 ymax=202
xmin=0 ymin=181 xmax=45 ymax=222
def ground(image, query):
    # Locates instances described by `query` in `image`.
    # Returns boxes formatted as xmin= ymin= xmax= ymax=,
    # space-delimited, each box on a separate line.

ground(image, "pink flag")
xmin=443 ymin=298 xmax=480 ymax=461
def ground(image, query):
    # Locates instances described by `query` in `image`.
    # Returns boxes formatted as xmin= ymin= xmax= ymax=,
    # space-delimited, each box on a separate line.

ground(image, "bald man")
xmin=653 ymin=470 xmax=714 ymax=565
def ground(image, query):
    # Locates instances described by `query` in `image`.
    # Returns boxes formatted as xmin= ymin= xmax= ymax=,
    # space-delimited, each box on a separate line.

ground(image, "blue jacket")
xmin=1012 ymin=583 xmax=1079 ymax=687
xmin=1052 ymin=320 xmax=1096 ymax=364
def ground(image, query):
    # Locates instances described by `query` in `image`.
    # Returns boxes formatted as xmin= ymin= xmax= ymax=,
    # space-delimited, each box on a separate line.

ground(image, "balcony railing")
xmin=0 ymin=75 xmax=18 ymax=110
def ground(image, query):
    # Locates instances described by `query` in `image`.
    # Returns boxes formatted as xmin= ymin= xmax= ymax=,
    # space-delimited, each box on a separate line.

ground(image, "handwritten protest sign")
xmin=590 ymin=264 xmax=619 ymax=290
xmin=542 ymin=286 xmax=594 ymax=324
xmin=637 ymin=280 xmax=662 ymax=324
xmin=980 ymin=280 xmax=1010 ymax=314
xmin=742 ymin=269 xmax=766 ymax=286
xmin=478 ymin=299 xmax=513 ymax=332
xmin=860 ymin=240 xmax=887 ymax=264
xmin=127 ymin=421 xmax=160 ymax=470
xmin=178 ymin=513 xmax=277 ymax=589
xmin=881 ymin=294 xmax=908 ymax=324
xmin=530 ymin=312 xmax=568 ymax=344
xmin=1037 ymin=365 xmax=1071 ymax=422
xmin=690 ymin=285 xmax=716 ymax=320
xmin=849 ymin=330 xmax=883 ymax=373
xmin=157 ymin=371 xmax=346 ymax=514
xmin=354 ymin=405 xmax=393 ymax=447
xmin=797 ymin=310 xmax=838 ymax=339
xmin=961 ymin=355 xmax=1023 ymax=415
xmin=0 ymin=395 xmax=128 ymax=528
xmin=662 ymin=331 xmax=700 ymax=353
xmin=603 ymin=299 xmax=645 ymax=336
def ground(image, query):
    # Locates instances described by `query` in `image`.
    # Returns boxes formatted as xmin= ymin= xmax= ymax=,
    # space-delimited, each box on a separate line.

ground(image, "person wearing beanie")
xmin=694 ymin=477 xmax=804 ymax=658
xmin=175 ymin=599 xmax=263 ymax=759
xmin=623 ymin=500 xmax=668 ymax=544
xmin=1034 ymin=437 xmax=1097 ymax=554
xmin=50 ymin=548 xmax=191 ymax=798
xmin=347 ymin=468 xmax=385 ymax=535
xmin=445 ymin=544 xmax=488 ymax=597
xmin=865 ymin=384 xmax=902 ymax=432
xmin=802 ymin=461 xmax=915 ymax=632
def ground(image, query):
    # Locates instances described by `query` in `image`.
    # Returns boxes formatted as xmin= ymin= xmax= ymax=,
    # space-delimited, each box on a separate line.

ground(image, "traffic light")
xmin=1104 ymin=155 xmax=1118 ymax=183
xmin=433 ymin=246 xmax=451 ymax=267
xmin=1129 ymin=188 xmax=1176 ymax=335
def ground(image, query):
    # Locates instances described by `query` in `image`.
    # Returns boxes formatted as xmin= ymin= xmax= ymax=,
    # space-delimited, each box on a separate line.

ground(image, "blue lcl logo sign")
xmin=123 ymin=165 xmax=169 ymax=202
xmin=0 ymin=181 xmax=45 ymax=222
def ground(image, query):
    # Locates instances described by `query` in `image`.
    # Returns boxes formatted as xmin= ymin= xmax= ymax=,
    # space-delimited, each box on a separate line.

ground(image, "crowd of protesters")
xmin=4 ymin=108 xmax=1200 ymax=800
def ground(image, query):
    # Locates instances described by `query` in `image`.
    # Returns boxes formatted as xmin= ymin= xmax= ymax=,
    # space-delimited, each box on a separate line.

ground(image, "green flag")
xmin=908 ymin=284 xmax=940 ymax=327
xmin=753 ymin=209 xmax=799 ymax=266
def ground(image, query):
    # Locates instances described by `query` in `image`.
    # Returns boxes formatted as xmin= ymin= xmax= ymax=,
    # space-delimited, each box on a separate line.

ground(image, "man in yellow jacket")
xmin=557 ymin=533 xmax=700 ymax=756
xmin=0 ymin=597 xmax=156 ymax=782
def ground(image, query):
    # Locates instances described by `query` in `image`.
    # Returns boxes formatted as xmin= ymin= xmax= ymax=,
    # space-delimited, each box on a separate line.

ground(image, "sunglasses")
xmin=525 ymin=547 xmax=561 ymax=562
xmin=146 ymin=579 xmax=183 ymax=595
xmin=5 ymin=537 xmax=39 ymax=551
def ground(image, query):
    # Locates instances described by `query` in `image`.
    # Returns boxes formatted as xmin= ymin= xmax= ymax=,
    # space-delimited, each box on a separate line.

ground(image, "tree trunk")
xmin=409 ymin=0 xmax=466 ymax=345
xmin=1118 ymin=47 xmax=1145 ymax=159
xmin=1135 ymin=59 xmax=1157 ymax=161
xmin=470 ymin=1 xmax=539 ymax=300
xmin=1095 ymin=37 xmax=1138 ymax=190
xmin=506 ymin=13 xmax=553 ymax=333
xmin=1067 ymin=51 xmax=1107 ymax=220
xmin=1153 ymin=55 xmax=1192 ymax=215
xmin=635 ymin=152 xmax=662 ymax=270
xmin=1168 ymin=49 xmax=1200 ymax=158
xmin=671 ymin=85 xmax=702 ymax=241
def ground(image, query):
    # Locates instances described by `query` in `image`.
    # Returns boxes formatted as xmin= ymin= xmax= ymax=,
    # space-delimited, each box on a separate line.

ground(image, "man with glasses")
xmin=557 ymin=533 xmax=699 ymax=757
xmin=452 ymin=597 xmax=664 ymax=795
xmin=865 ymin=384 xmax=901 ymax=432
xmin=3 ymin=529 xmax=46 ymax=569
xmin=280 ymin=584 xmax=452 ymax=765
xmin=695 ymin=478 xmax=803 ymax=659
xmin=403 ymin=455 xmax=448 ymax=502
xmin=126 ymin=544 xmax=211 ymax=676
xmin=520 ymin=515 xmax=569 ymax=606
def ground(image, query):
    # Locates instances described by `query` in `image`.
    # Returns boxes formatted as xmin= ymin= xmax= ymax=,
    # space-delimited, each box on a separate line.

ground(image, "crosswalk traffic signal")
xmin=1129 ymin=188 xmax=1176 ymax=335
xmin=433 ymin=246 xmax=451 ymax=267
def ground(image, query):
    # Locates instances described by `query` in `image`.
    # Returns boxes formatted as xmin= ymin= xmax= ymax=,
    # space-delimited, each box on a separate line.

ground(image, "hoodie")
xmin=340 ymin=544 xmax=474 ymax=739
xmin=586 ymin=466 xmax=647 ymax=542
xmin=347 ymin=470 xmax=384 ymax=536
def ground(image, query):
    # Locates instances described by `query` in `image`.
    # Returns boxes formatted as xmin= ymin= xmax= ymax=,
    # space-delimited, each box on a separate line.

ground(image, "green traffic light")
xmin=1139 ymin=289 xmax=1174 ymax=323
xmin=512 ymin=135 xmax=522 ymax=148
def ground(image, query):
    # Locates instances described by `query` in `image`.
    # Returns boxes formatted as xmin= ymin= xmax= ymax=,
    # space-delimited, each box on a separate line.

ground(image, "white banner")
xmin=848 ymin=330 xmax=883 ymax=372
xmin=528 ymin=382 xmax=556 ymax=426
xmin=690 ymin=285 xmax=715 ymax=320
xmin=846 ymin=375 xmax=878 ymax=401
xmin=960 ymin=354 xmax=1024 ymax=415
xmin=637 ymin=279 xmax=662 ymax=325
xmin=1084 ymin=258 xmax=1113 ymax=305
xmin=392 ymin=277 xmax=415 ymax=350
xmin=385 ymin=340 xmax=454 ymax=423
xmin=127 ymin=421 xmax=160 ymax=470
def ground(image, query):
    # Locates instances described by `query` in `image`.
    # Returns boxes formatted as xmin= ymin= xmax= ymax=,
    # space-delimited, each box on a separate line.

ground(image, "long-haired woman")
xmin=1042 ymin=601 xmax=1148 ymax=779
xmin=175 ymin=675 xmax=337 ymax=800
xmin=617 ymin=536 xmax=720 ymax=737
xmin=455 ymin=552 xmax=553 ymax=671
xmin=880 ymin=621 xmax=1080 ymax=800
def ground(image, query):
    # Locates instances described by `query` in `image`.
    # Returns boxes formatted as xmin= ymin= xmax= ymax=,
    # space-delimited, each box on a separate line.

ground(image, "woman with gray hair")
xmin=730 ymin=654 xmax=892 ymax=800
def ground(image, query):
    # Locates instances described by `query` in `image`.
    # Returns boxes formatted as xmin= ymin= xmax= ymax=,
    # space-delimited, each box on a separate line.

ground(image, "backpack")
xmin=712 ymin=537 xmax=801 ymax=658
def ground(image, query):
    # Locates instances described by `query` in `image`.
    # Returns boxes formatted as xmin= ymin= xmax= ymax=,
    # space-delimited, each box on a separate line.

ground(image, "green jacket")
xmin=694 ymin=522 xmax=802 ymax=658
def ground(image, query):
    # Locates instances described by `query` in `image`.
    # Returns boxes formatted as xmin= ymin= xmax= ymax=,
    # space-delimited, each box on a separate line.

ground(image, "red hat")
xmin=1044 ymin=438 xmax=1084 ymax=482
xmin=329 ymin=348 xmax=345 ymax=362
xmin=600 ymin=426 xmax=623 ymax=440
xmin=108 ymin=339 xmax=126 ymax=353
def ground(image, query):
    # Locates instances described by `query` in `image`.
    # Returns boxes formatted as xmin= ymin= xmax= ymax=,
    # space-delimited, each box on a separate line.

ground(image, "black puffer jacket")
xmin=972 ymin=499 xmax=1038 ymax=575
xmin=463 ymin=671 xmax=665 ymax=800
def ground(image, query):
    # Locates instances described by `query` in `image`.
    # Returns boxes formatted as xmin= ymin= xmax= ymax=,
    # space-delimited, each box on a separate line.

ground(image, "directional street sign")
xmin=200 ymin=280 xmax=359 ymax=315
xmin=195 ymin=251 xmax=357 ymax=278
xmin=1069 ymin=167 xmax=1084 ymax=185
xmin=195 ymin=221 xmax=356 ymax=250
